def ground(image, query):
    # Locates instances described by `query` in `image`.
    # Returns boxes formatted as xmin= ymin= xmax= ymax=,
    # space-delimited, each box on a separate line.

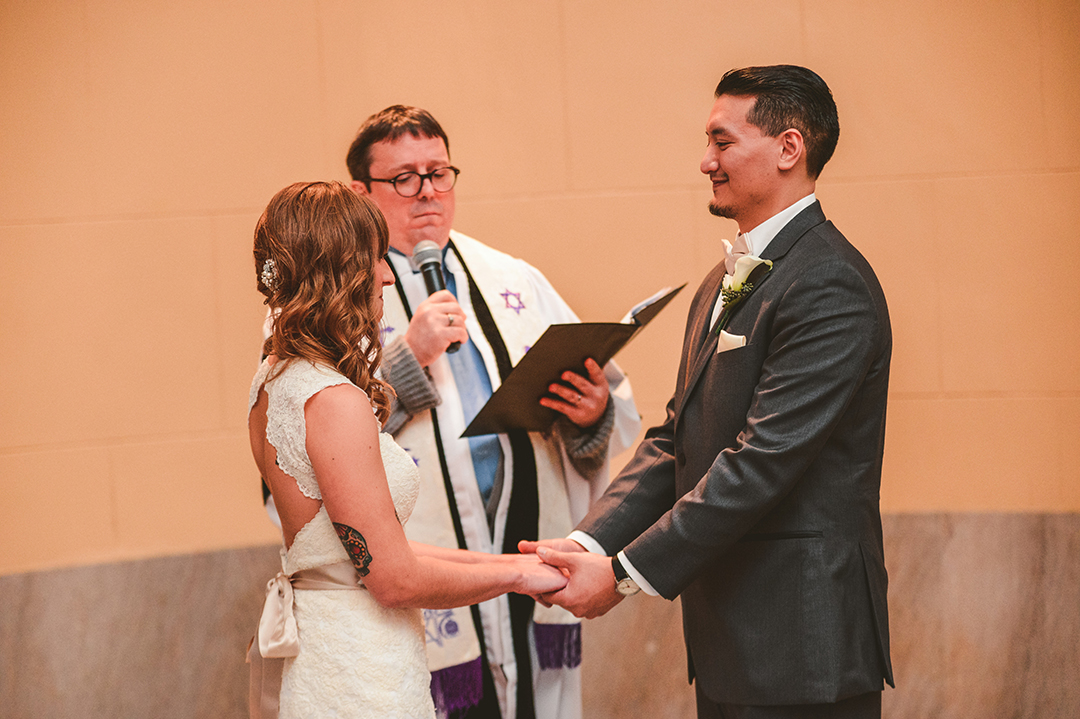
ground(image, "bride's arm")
xmin=409 ymin=542 xmax=539 ymax=565
xmin=306 ymin=384 xmax=566 ymax=609
xmin=409 ymin=542 xmax=489 ymax=563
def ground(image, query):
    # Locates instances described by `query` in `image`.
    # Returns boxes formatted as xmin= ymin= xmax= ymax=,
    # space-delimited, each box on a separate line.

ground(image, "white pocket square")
xmin=717 ymin=330 xmax=746 ymax=353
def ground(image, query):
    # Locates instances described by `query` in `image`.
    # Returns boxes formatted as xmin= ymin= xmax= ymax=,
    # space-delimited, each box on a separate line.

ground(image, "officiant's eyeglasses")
xmin=368 ymin=167 xmax=460 ymax=197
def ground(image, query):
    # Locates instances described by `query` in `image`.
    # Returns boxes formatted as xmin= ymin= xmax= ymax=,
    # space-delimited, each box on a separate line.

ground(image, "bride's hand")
xmin=513 ymin=556 xmax=569 ymax=596
xmin=501 ymin=552 xmax=552 ymax=564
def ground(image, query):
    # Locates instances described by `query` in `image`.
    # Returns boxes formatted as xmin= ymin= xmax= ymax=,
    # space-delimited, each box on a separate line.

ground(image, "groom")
xmin=524 ymin=65 xmax=894 ymax=718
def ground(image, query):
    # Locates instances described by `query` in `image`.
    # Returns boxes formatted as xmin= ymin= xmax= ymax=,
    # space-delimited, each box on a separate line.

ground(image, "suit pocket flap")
xmin=739 ymin=530 xmax=824 ymax=542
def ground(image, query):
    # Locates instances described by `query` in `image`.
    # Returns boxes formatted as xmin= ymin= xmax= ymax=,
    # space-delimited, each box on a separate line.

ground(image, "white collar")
xmin=388 ymin=243 xmax=459 ymax=274
xmin=738 ymin=193 xmax=816 ymax=257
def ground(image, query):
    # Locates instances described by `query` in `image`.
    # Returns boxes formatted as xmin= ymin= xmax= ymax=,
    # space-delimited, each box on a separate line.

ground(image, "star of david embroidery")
xmin=500 ymin=289 xmax=526 ymax=315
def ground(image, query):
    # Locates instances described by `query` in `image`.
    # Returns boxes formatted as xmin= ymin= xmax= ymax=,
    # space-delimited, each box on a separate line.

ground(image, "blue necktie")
xmin=441 ymin=261 xmax=502 ymax=504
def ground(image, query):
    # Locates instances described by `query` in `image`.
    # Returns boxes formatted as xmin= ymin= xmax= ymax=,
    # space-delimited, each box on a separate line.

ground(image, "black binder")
xmin=461 ymin=284 xmax=685 ymax=437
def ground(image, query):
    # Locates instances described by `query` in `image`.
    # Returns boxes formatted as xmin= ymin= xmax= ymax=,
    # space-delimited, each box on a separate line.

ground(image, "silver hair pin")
xmin=260 ymin=258 xmax=277 ymax=290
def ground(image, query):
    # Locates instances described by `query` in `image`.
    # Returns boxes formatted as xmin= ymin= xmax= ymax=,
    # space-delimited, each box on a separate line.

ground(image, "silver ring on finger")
xmin=447 ymin=314 xmax=455 ymax=326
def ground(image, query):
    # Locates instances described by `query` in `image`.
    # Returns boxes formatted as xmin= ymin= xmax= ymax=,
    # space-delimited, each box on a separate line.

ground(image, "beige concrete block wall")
xmin=1 ymin=1 xmax=1079 ymax=714
xmin=2 ymin=0 xmax=1078 ymax=566
xmin=5 ymin=0 xmax=1076 ymax=574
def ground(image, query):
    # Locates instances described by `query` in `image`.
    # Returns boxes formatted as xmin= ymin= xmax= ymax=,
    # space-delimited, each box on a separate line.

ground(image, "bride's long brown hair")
xmin=253 ymin=181 xmax=393 ymax=422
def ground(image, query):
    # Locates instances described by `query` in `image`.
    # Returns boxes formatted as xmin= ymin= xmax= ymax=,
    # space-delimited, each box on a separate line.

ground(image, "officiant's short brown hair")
xmin=346 ymin=105 xmax=450 ymax=185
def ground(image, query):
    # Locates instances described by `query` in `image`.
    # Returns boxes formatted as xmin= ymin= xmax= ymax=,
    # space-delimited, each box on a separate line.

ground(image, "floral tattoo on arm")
xmin=333 ymin=522 xmax=373 ymax=577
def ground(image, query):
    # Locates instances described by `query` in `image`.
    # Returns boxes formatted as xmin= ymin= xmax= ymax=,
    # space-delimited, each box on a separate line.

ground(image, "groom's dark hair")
xmin=715 ymin=65 xmax=839 ymax=179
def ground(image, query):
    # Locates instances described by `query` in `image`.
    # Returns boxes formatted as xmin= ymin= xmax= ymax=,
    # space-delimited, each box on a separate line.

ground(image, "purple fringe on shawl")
xmin=429 ymin=624 xmax=581 ymax=714
xmin=429 ymin=656 xmax=483 ymax=716
xmin=533 ymin=622 xmax=582 ymax=670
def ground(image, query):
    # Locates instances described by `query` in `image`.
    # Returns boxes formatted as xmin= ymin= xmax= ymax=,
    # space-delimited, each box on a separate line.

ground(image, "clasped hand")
xmin=499 ymin=551 xmax=568 ymax=596
xmin=517 ymin=539 xmax=624 ymax=619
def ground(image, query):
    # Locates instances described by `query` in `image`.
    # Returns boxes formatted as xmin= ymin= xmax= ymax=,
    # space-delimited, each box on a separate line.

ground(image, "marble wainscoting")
xmin=0 ymin=545 xmax=282 ymax=719
xmin=1 ymin=514 xmax=1077 ymax=718
xmin=879 ymin=513 xmax=1080 ymax=718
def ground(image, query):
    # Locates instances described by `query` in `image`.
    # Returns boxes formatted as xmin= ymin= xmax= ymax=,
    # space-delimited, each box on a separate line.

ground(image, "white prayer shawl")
xmin=382 ymin=231 xmax=639 ymax=719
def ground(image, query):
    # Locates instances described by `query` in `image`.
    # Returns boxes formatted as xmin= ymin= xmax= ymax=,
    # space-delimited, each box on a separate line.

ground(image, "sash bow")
xmin=247 ymin=559 xmax=363 ymax=719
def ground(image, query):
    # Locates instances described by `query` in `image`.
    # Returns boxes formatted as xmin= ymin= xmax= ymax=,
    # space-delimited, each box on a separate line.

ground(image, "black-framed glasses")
xmin=368 ymin=166 xmax=460 ymax=198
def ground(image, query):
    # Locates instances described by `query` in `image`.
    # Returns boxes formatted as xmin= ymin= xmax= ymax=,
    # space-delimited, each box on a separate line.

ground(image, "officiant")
xmin=346 ymin=105 xmax=641 ymax=719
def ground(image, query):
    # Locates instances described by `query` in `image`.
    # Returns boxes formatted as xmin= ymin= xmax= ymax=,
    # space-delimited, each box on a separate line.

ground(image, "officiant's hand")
xmin=404 ymin=290 xmax=469 ymax=367
xmin=539 ymin=358 xmax=609 ymax=428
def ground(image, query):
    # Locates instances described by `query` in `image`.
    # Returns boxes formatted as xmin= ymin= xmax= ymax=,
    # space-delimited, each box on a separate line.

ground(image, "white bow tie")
xmin=722 ymin=234 xmax=751 ymax=275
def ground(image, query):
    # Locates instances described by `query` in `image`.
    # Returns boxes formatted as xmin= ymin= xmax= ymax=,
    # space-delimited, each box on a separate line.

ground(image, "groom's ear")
xmin=776 ymin=128 xmax=805 ymax=172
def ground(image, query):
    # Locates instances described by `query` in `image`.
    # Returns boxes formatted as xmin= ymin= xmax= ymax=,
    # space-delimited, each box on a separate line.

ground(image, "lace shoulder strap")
xmin=248 ymin=358 xmax=273 ymax=412
xmin=259 ymin=360 xmax=371 ymax=500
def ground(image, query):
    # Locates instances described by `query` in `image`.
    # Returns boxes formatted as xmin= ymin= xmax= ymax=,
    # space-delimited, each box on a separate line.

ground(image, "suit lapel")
xmin=759 ymin=200 xmax=826 ymax=264
xmin=682 ymin=282 xmax=726 ymax=393
xmin=675 ymin=202 xmax=828 ymax=422
xmin=681 ymin=266 xmax=771 ymax=405
xmin=685 ymin=268 xmax=725 ymax=373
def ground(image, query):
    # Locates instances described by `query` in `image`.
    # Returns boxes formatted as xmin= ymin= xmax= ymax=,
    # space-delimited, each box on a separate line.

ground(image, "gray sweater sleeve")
xmin=381 ymin=336 xmax=440 ymax=436
xmin=554 ymin=397 xmax=616 ymax=478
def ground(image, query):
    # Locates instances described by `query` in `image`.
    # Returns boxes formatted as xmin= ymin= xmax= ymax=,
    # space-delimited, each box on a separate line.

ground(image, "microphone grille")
xmin=411 ymin=240 xmax=442 ymax=267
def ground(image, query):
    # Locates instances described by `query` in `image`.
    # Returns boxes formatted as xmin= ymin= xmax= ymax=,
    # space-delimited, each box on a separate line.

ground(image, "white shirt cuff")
xmin=565 ymin=531 xmax=660 ymax=597
xmin=567 ymin=530 xmax=606 ymax=555
xmin=616 ymin=550 xmax=660 ymax=596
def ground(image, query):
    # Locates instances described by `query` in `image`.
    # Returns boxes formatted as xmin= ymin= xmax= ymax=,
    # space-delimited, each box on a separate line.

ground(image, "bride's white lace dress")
xmin=250 ymin=358 xmax=435 ymax=718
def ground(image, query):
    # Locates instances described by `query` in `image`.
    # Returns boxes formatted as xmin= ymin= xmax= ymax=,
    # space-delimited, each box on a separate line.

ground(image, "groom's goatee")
xmin=708 ymin=201 xmax=734 ymax=219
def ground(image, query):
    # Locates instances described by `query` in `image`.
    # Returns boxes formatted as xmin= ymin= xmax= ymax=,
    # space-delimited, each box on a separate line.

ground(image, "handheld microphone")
xmin=411 ymin=241 xmax=460 ymax=354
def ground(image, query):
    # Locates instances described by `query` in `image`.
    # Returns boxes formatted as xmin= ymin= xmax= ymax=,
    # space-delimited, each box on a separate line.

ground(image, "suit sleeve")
xmin=623 ymin=255 xmax=887 ymax=600
xmin=574 ymin=393 xmax=680 ymax=552
xmin=574 ymin=266 xmax=723 ymax=553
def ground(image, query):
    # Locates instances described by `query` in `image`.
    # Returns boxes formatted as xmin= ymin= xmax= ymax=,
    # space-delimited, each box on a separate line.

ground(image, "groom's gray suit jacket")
xmin=578 ymin=202 xmax=894 ymax=705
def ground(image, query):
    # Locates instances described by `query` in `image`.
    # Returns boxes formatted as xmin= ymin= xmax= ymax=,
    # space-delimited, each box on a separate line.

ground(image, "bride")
xmin=246 ymin=181 xmax=567 ymax=718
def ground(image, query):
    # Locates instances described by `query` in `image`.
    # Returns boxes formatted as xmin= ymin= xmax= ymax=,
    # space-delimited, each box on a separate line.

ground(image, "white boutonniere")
xmin=716 ymin=255 xmax=772 ymax=333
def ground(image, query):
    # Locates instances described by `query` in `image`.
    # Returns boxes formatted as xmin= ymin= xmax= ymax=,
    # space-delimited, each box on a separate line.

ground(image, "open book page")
xmin=621 ymin=285 xmax=682 ymax=324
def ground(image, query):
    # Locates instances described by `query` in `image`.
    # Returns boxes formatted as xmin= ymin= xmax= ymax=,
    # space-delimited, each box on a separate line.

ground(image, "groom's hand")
xmin=534 ymin=547 xmax=623 ymax=619
xmin=518 ymin=539 xmax=585 ymax=607
xmin=517 ymin=538 xmax=586 ymax=555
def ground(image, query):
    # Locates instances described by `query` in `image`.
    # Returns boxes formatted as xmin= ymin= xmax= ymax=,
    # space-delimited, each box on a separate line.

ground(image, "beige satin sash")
xmin=246 ymin=560 xmax=362 ymax=719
